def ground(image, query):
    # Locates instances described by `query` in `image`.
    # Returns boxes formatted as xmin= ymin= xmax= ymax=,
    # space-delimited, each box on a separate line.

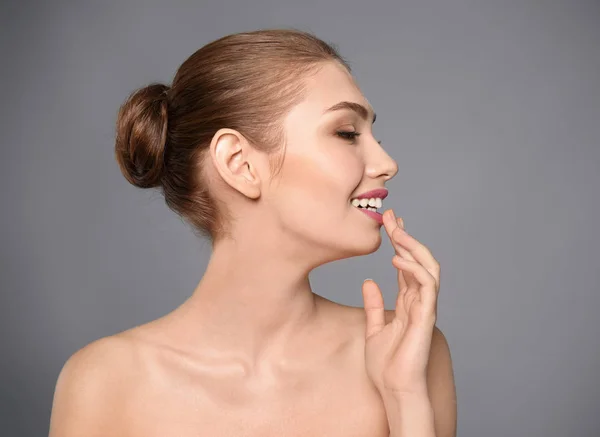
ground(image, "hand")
xmin=362 ymin=209 xmax=441 ymax=396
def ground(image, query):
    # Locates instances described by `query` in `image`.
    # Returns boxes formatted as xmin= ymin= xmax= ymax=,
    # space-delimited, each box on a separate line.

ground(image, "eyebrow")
xmin=323 ymin=101 xmax=377 ymax=124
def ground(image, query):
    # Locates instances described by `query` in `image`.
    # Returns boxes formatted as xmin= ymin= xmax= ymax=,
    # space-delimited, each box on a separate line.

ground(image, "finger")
xmin=383 ymin=211 xmax=418 ymax=293
xmin=361 ymin=279 xmax=386 ymax=339
xmin=392 ymin=256 xmax=438 ymax=320
xmin=393 ymin=258 xmax=410 ymax=319
xmin=392 ymin=256 xmax=438 ymax=318
xmin=383 ymin=210 xmax=416 ymax=261
xmin=397 ymin=259 xmax=408 ymax=294
xmin=388 ymin=219 xmax=440 ymax=291
xmin=394 ymin=216 xmax=411 ymax=293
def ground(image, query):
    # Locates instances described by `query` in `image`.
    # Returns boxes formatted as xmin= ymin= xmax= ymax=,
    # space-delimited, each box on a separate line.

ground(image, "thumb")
xmin=362 ymin=279 xmax=386 ymax=339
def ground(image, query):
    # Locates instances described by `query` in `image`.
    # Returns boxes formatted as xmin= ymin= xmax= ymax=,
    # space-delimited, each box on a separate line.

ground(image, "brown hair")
xmin=115 ymin=28 xmax=350 ymax=242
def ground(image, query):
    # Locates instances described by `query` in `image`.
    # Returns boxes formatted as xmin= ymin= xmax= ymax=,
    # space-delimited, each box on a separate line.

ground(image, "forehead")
xmin=287 ymin=62 xmax=373 ymax=122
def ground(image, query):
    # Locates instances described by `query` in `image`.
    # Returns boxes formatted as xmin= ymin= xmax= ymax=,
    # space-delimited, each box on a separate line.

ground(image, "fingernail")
xmin=363 ymin=278 xmax=373 ymax=283
xmin=397 ymin=217 xmax=404 ymax=229
xmin=390 ymin=209 xmax=397 ymax=221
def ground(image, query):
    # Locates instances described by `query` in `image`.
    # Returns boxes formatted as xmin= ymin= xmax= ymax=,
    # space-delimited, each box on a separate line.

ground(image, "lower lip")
xmin=355 ymin=207 xmax=384 ymax=225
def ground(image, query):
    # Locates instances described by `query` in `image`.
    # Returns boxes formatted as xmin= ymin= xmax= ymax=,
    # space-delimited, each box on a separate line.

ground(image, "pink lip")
xmin=352 ymin=188 xmax=389 ymax=200
xmin=357 ymin=208 xmax=384 ymax=225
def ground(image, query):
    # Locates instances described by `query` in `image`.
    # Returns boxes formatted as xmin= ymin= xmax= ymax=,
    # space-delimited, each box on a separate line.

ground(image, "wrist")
xmin=381 ymin=388 xmax=431 ymax=416
xmin=381 ymin=389 xmax=436 ymax=437
xmin=381 ymin=382 xmax=429 ymax=402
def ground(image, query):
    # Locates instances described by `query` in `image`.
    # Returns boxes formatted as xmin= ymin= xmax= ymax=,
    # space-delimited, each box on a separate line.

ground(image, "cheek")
xmin=275 ymin=151 xmax=363 ymax=216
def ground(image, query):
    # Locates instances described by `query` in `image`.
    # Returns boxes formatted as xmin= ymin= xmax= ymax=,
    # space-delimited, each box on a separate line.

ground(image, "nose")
xmin=364 ymin=141 xmax=398 ymax=182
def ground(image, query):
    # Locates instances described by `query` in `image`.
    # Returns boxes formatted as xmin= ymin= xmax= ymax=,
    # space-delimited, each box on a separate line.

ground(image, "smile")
xmin=349 ymin=188 xmax=388 ymax=226
xmin=351 ymin=201 xmax=384 ymax=225
xmin=351 ymin=197 xmax=383 ymax=212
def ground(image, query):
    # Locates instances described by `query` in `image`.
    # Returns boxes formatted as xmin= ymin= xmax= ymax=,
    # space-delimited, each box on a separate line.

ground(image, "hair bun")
xmin=115 ymin=83 xmax=169 ymax=189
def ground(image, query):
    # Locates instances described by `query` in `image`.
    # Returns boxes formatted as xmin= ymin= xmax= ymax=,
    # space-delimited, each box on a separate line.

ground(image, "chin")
xmin=359 ymin=231 xmax=383 ymax=254
xmin=338 ymin=230 xmax=383 ymax=259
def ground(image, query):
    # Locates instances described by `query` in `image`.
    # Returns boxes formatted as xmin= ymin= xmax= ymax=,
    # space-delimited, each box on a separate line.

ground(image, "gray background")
xmin=1 ymin=0 xmax=599 ymax=436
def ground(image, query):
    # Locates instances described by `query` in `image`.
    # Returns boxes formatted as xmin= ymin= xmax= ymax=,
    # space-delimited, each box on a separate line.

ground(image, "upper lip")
xmin=351 ymin=188 xmax=389 ymax=200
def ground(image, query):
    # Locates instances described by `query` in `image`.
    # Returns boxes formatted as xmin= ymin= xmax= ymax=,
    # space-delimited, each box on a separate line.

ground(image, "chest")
xmin=125 ymin=364 xmax=390 ymax=437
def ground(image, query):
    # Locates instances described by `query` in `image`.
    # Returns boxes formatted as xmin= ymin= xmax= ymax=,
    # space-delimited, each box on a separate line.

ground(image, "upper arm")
xmin=426 ymin=326 xmax=457 ymax=437
xmin=48 ymin=336 xmax=132 ymax=437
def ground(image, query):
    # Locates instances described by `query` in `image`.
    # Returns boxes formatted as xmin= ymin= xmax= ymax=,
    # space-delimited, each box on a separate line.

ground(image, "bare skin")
xmin=49 ymin=61 xmax=456 ymax=436
xmin=82 ymin=299 xmax=392 ymax=437
xmin=50 ymin=298 xmax=451 ymax=437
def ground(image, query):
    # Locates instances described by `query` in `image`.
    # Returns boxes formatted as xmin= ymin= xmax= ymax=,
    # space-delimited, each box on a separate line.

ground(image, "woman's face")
xmin=267 ymin=61 xmax=398 ymax=261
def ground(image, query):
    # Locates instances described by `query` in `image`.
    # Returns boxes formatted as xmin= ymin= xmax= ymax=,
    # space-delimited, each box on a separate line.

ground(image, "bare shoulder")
xmin=316 ymin=296 xmax=370 ymax=338
xmin=49 ymin=333 xmax=140 ymax=437
xmin=52 ymin=333 xmax=137 ymax=396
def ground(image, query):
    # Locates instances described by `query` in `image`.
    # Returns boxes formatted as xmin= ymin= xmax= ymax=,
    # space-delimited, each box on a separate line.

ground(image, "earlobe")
xmin=210 ymin=129 xmax=261 ymax=199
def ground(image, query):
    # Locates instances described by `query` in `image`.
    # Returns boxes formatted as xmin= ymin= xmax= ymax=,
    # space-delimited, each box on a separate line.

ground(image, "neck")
xmin=171 ymin=234 xmax=327 ymax=371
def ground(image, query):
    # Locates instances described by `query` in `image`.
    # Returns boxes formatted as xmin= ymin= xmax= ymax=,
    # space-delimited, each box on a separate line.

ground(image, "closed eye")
xmin=336 ymin=131 xmax=382 ymax=145
xmin=336 ymin=131 xmax=361 ymax=141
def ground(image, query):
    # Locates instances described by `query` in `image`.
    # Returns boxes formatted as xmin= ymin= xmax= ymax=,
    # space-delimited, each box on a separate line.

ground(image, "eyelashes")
xmin=336 ymin=131 xmax=382 ymax=145
xmin=336 ymin=130 xmax=361 ymax=141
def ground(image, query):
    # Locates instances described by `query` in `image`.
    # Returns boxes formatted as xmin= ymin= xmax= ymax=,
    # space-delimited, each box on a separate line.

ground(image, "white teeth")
xmin=351 ymin=197 xmax=384 ymax=211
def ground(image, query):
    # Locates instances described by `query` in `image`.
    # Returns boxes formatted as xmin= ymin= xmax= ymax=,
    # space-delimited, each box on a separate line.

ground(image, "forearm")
xmin=382 ymin=388 xmax=436 ymax=437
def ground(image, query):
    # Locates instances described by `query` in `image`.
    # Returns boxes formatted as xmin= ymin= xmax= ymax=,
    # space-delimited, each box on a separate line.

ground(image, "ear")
xmin=209 ymin=128 xmax=261 ymax=199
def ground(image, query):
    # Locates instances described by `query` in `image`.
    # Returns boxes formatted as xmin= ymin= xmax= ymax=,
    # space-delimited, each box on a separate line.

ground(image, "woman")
xmin=49 ymin=29 xmax=456 ymax=437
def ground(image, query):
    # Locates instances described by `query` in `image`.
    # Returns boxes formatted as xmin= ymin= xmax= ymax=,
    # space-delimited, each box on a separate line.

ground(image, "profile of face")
xmin=268 ymin=61 xmax=398 ymax=262
xmin=212 ymin=61 xmax=398 ymax=264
